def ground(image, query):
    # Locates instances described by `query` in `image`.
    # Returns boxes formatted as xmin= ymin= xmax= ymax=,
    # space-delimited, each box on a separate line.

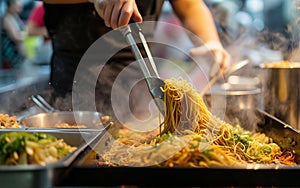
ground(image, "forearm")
xmin=170 ymin=0 xmax=220 ymax=45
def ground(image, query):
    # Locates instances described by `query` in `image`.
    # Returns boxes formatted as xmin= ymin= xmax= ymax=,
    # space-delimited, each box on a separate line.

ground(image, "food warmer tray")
xmin=0 ymin=129 xmax=104 ymax=188
xmin=55 ymin=110 xmax=300 ymax=187
xmin=20 ymin=110 xmax=113 ymax=132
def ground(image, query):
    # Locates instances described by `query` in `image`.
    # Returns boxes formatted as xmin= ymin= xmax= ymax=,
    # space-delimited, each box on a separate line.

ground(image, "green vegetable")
xmin=0 ymin=132 xmax=57 ymax=164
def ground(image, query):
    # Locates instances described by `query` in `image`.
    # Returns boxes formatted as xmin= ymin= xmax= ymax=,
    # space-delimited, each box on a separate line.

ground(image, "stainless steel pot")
xmin=204 ymin=77 xmax=262 ymax=131
xmin=260 ymin=62 xmax=300 ymax=130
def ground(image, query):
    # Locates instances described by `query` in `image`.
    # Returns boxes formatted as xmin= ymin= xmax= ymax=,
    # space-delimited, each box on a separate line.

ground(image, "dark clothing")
xmin=43 ymin=1 xmax=165 ymax=116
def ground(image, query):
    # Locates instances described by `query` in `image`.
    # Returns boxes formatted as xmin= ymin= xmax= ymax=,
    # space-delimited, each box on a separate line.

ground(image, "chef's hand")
xmin=90 ymin=0 xmax=143 ymax=29
xmin=189 ymin=41 xmax=232 ymax=77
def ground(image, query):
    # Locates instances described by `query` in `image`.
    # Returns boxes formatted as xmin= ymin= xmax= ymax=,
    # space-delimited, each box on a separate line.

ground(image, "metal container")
xmin=20 ymin=111 xmax=111 ymax=131
xmin=260 ymin=62 xmax=300 ymax=130
xmin=20 ymin=95 xmax=112 ymax=131
xmin=0 ymin=130 xmax=102 ymax=188
xmin=204 ymin=78 xmax=262 ymax=131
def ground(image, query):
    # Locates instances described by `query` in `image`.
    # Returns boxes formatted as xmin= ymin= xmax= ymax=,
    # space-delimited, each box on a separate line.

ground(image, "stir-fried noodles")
xmin=98 ymin=77 xmax=296 ymax=167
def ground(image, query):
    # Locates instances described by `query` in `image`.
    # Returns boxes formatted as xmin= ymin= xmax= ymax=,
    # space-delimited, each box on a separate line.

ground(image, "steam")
xmin=203 ymin=0 xmax=300 ymax=131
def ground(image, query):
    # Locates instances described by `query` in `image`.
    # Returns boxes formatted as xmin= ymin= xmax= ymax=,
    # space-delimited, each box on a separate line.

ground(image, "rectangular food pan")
xmin=56 ymin=114 xmax=300 ymax=188
xmin=20 ymin=111 xmax=112 ymax=132
xmin=0 ymin=130 xmax=103 ymax=188
xmin=0 ymin=126 xmax=27 ymax=131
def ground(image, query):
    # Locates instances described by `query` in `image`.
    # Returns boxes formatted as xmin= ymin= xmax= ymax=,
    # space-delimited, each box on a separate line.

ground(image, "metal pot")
xmin=260 ymin=62 xmax=300 ymax=130
xmin=204 ymin=77 xmax=262 ymax=131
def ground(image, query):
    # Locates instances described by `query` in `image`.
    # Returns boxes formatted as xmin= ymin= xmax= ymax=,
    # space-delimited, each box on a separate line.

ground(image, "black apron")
xmin=44 ymin=1 xmax=165 ymax=116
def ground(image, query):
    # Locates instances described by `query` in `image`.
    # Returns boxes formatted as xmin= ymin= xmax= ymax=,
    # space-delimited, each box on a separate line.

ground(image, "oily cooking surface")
xmin=75 ymin=77 xmax=297 ymax=169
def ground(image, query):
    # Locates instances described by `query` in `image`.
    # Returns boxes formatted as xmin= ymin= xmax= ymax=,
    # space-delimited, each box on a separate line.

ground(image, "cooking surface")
xmin=59 ymin=147 xmax=300 ymax=187
xmin=53 ymin=112 xmax=300 ymax=187
xmin=2 ymin=67 xmax=299 ymax=187
xmin=1 ymin=110 xmax=300 ymax=188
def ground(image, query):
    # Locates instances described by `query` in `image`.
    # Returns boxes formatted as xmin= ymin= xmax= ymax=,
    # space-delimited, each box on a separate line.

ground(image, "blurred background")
xmin=1 ymin=0 xmax=300 ymax=115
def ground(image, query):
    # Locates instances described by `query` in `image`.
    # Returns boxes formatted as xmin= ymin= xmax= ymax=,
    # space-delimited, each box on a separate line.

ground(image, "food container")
xmin=0 ymin=130 xmax=102 ymax=188
xmin=20 ymin=111 xmax=111 ymax=132
xmin=204 ymin=76 xmax=262 ymax=131
xmin=20 ymin=95 xmax=112 ymax=131
xmin=260 ymin=62 xmax=300 ymax=130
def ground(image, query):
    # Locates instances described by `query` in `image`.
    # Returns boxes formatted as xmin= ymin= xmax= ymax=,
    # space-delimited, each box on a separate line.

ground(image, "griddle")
xmin=55 ymin=109 xmax=300 ymax=187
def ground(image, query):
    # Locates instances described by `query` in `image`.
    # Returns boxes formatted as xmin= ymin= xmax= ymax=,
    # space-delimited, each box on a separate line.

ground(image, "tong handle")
xmin=121 ymin=24 xmax=159 ymax=79
xmin=120 ymin=24 xmax=166 ymax=115
xmin=31 ymin=95 xmax=57 ymax=112
xmin=135 ymin=23 xmax=159 ymax=78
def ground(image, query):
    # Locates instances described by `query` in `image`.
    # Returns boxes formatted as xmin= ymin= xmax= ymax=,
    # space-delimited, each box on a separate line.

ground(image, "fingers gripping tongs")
xmin=120 ymin=24 xmax=165 ymax=115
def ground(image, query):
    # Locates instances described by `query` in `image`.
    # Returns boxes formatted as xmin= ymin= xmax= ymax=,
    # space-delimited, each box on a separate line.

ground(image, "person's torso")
xmin=44 ymin=1 xmax=165 ymax=60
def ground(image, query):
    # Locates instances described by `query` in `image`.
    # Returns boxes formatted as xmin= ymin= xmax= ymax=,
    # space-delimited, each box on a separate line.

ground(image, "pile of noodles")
xmin=98 ymin=77 xmax=296 ymax=167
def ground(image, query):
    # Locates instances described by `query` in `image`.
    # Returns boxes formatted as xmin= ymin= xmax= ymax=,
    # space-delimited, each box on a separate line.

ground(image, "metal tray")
xmin=0 ymin=129 xmax=103 ymax=188
xmin=0 ymin=126 xmax=27 ymax=131
xmin=54 ymin=114 xmax=300 ymax=187
xmin=20 ymin=111 xmax=112 ymax=132
xmin=59 ymin=151 xmax=300 ymax=187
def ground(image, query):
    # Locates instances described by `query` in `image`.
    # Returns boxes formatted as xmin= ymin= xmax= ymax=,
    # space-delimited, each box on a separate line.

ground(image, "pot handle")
xmin=31 ymin=95 xmax=57 ymax=112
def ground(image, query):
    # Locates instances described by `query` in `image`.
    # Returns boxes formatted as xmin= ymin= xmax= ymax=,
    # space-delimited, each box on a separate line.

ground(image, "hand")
xmin=189 ymin=41 xmax=232 ymax=77
xmin=91 ymin=0 xmax=143 ymax=29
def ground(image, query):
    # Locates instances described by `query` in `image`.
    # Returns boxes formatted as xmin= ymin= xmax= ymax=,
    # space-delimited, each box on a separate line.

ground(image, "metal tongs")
xmin=30 ymin=94 xmax=57 ymax=112
xmin=120 ymin=23 xmax=165 ymax=115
